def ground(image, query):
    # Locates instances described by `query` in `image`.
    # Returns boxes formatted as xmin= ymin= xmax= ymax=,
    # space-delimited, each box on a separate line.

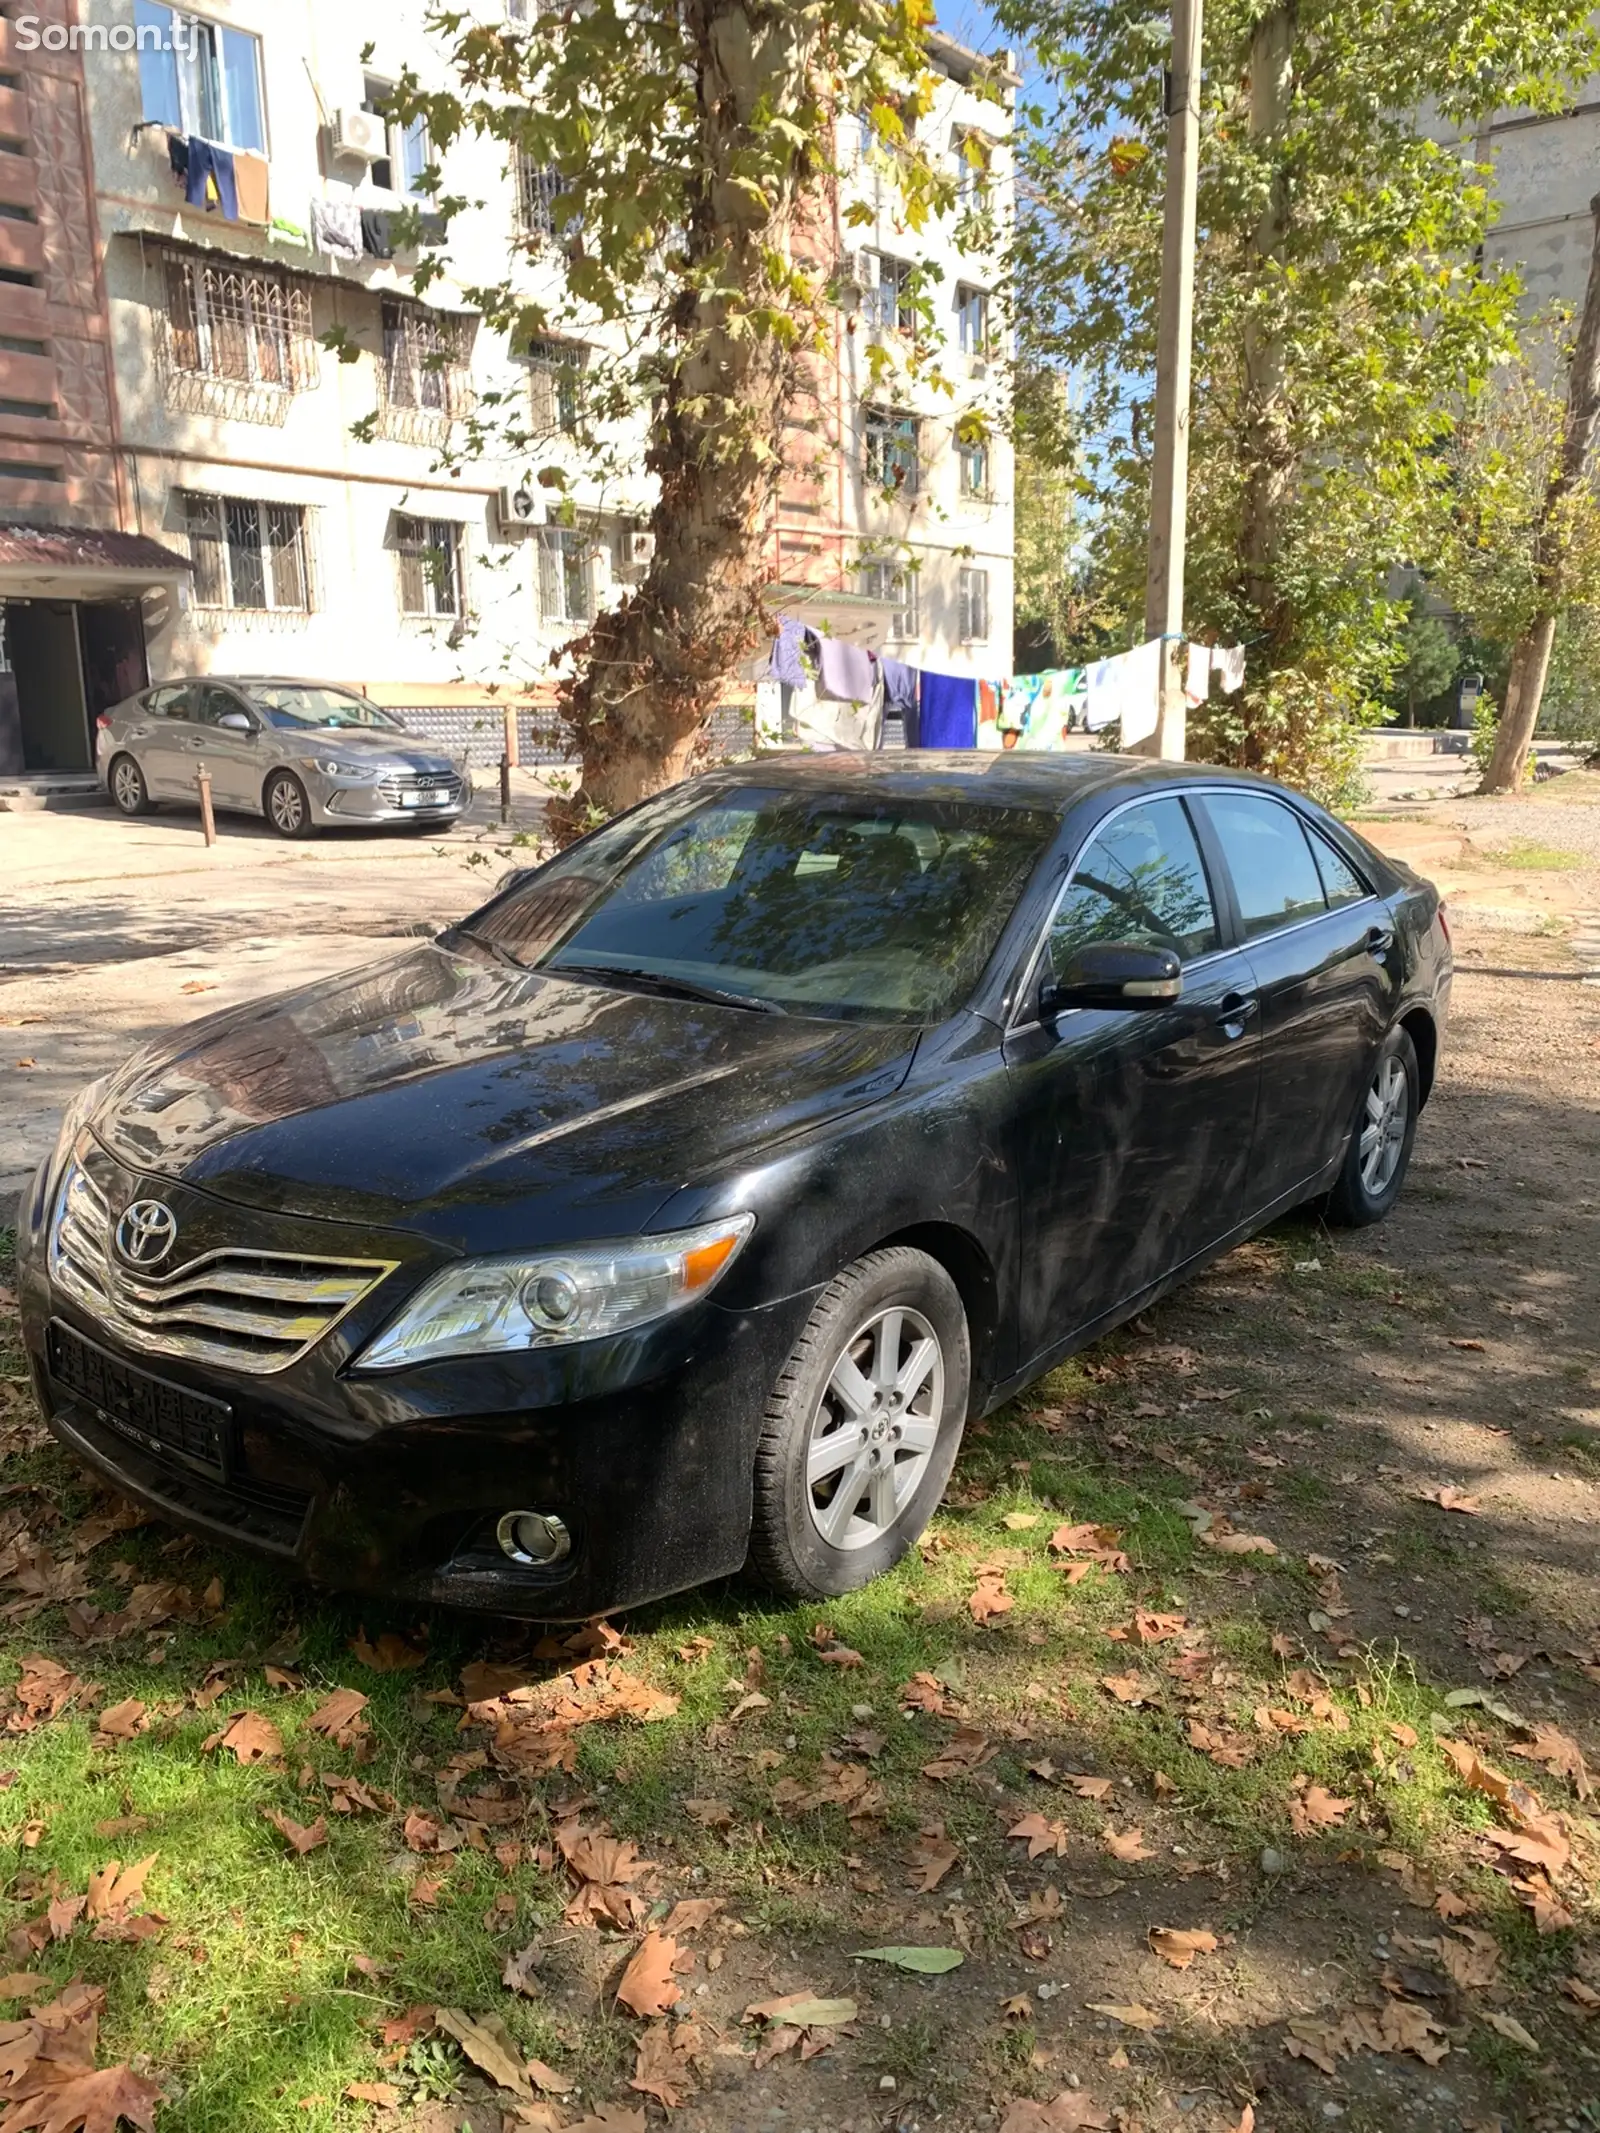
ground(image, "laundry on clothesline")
xmin=918 ymin=671 xmax=978 ymax=749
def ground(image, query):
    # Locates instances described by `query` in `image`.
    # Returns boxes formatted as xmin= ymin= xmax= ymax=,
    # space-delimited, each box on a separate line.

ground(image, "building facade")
xmin=0 ymin=0 xmax=1016 ymax=777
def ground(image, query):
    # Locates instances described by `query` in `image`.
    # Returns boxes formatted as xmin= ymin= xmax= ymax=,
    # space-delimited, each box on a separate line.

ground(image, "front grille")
xmin=376 ymin=769 xmax=464 ymax=808
xmin=49 ymin=1157 xmax=397 ymax=1375
xmin=49 ymin=1319 xmax=229 ymax=1474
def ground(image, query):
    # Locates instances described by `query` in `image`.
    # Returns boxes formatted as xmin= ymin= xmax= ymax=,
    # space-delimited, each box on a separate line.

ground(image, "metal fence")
xmin=394 ymin=700 xmax=761 ymax=770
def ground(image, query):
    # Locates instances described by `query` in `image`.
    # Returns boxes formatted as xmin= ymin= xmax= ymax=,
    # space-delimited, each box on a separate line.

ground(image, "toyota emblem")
xmin=115 ymin=1200 xmax=178 ymax=1267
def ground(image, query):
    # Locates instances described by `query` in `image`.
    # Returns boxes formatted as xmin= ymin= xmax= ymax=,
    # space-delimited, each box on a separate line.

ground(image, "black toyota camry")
xmin=17 ymin=755 xmax=1451 ymax=1619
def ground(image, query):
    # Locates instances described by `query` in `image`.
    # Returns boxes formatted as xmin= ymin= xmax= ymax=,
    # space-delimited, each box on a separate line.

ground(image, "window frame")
xmin=865 ymin=252 xmax=917 ymax=337
xmin=536 ymin=525 xmax=596 ymax=627
xmin=857 ymin=558 xmax=919 ymax=640
xmin=955 ymin=284 xmax=990 ymax=357
xmin=136 ymin=4 xmax=266 ymax=155
xmin=957 ymin=437 xmax=990 ymax=500
xmin=394 ymin=514 xmax=465 ymax=620
xmin=863 ymin=406 xmax=920 ymax=497
xmin=1194 ymin=789 xmax=1369 ymax=946
xmin=524 ymin=337 xmax=586 ymax=436
xmin=181 ymin=492 xmax=312 ymax=614
xmin=163 ymin=252 xmax=316 ymax=393
xmin=957 ymin=565 xmax=990 ymax=644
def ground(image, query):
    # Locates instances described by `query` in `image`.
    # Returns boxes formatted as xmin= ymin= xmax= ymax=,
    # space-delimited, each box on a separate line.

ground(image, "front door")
xmin=78 ymin=601 xmax=148 ymax=722
xmin=1003 ymin=793 xmax=1263 ymax=1364
xmin=6 ymin=602 xmax=90 ymax=771
xmin=1195 ymin=790 xmax=1397 ymax=1211
xmin=187 ymin=684 xmax=263 ymax=810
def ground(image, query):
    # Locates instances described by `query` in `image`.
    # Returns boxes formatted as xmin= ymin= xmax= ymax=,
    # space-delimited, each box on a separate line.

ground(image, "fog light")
xmin=496 ymin=1510 xmax=572 ymax=1567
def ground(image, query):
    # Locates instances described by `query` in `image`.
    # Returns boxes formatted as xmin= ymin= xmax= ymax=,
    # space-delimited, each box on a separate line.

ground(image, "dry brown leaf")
xmin=350 ymin=1629 xmax=426 ymax=1672
xmin=1288 ymin=1784 xmax=1351 ymax=1836
xmin=1437 ymin=1925 xmax=1500 ymax=1991
xmin=433 ymin=2007 xmax=533 ymax=2098
xmin=682 ymin=1797 xmax=733 ymax=1832
xmin=1084 ymin=2001 xmax=1162 ymax=2031
xmin=0 ymin=2061 xmax=164 ymax=2131
xmin=616 ymin=1931 xmax=684 ymax=2019
xmin=999 ymin=1994 xmax=1033 ymax=2022
xmin=91 ymin=1700 xmax=146 ymax=1745
xmin=1100 ymin=1673 xmax=1157 ymax=1707
xmin=661 ymin=1897 xmax=723 ymax=1937
xmin=628 ymin=2021 xmax=699 ymax=2109
xmin=1007 ymin=1813 xmax=1069 ymax=1861
xmin=969 ymin=1564 xmax=1014 ymax=1626
xmin=1063 ymin=1773 xmax=1115 ymax=1801
xmin=1102 ymin=1826 xmax=1153 ymax=1862
xmin=209 ymin=1711 xmax=282 ymax=1766
xmin=525 ymin=2057 xmax=574 ymax=2095
xmin=1047 ymin=1523 xmax=1130 ymax=1572
xmin=999 ymin=2096 xmax=1112 ymax=2131
xmin=1147 ymin=1926 xmax=1218 ymax=1970
xmin=907 ymin=1829 xmax=961 ymax=1890
xmin=264 ymin=1809 xmax=327 ymax=1857
xmin=564 ymin=2112 xmax=646 ymax=2133
xmin=1509 ymin=1723 xmax=1592 ymax=1799
xmin=1562 ymin=1976 xmax=1600 ymax=2014
xmin=1482 ymin=2010 xmax=1538 ymax=2052
xmin=1387 ymin=1722 xmax=1419 ymax=1750
xmin=1205 ymin=1529 xmax=1278 ymax=1556
xmin=345 ymin=2082 xmax=402 ymax=2109
xmin=503 ymin=1942 xmax=542 ymax=1997
xmin=921 ymin=1727 xmax=996 ymax=1782
xmin=1419 ymin=1486 xmax=1481 ymax=1514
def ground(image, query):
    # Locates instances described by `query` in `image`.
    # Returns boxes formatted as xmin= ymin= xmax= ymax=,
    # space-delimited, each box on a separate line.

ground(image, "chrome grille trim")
xmin=376 ymin=769 xmax=464 ymax=808
xmin=49 ymin=1157 xmax=398 ymax=1375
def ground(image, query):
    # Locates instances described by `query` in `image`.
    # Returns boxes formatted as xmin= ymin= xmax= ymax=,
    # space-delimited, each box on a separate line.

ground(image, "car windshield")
xmin=249 ymin=686 xmax=405 ymax=733
xmin=460 ymin=783 xmax=1058 ymax=1021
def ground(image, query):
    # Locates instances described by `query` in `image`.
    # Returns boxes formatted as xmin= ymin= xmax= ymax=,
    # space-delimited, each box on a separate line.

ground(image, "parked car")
xmin=18 ymin=754 xmax=1450 ymax=1618
xmin=96 ymin=678 xmax=472 ymax=836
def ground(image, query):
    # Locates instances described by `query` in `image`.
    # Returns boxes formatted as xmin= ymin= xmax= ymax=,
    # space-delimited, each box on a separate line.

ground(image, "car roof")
xmin=695 ymin=751 xmax=1297 ymax=815
xmin=144 ymin=677 xmax=366 ymax=692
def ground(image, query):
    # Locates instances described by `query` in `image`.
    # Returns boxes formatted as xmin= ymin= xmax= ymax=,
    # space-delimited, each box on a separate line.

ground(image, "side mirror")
xmin=1040 ymin=940 xmax=1183 ymax=1017
xmin=217 ymin=712 xmax=255 ymax=734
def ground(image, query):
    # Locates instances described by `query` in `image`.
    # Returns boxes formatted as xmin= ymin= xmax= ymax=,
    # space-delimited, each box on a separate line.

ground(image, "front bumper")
xmin=16 ymin=1150 xmax=815 ymax=1619
xmin=310 ymin=770 xmax=472 ymax=828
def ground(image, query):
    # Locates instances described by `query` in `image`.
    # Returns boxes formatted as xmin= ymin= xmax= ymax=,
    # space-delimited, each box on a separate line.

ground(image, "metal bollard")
xmin=195 ymin=765 xmax=216 ymax=847
xmin=500 ymin=752 xmax=511 ymax=825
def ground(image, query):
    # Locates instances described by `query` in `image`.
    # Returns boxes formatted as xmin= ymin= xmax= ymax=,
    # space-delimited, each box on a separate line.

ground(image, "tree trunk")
xmin=1237 ymin=1 xmax=1296 ymax=676
xmin=549 ymin=1 xmax=816 ymax=835
xmin=1479 ymin=189 xmax=1600 ymax=792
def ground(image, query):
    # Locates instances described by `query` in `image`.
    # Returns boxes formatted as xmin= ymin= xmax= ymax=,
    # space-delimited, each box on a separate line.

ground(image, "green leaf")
xmin=852 ymin=1947 xmax=965 ymax=1974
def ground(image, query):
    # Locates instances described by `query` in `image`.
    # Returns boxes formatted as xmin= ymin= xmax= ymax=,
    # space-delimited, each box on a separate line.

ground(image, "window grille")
xmin=537 ymin=527 xmax=596 ymax=625
xmin=525 ymin=338 xmax=585 ymax=435
xmin=183 ymin=494 xmax=312 ymax=613
xmin=162 ymin=253 xmax=317 ymax=392
xmin=958 ymin=439 xmax=990 ymax=498
xmin=380 ymin=300 xmax=473 ymax=418
xmin=956 ymin=285 xmax=990 ymax=356
xmin=515 ymin=153 xmax=571 ymax=241
xmin=395 ymin=516 xmax=464 ymax=619
xmin=858 ymin=559 xmax=919 ymax=639
xmin=865 ymin=253 xmax=916 ymax=336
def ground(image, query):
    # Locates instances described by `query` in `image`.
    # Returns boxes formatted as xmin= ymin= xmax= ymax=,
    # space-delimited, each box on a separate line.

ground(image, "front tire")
xmin=1325 ymin=1024 xmax=1420 ymax=1227
xmin=264 ymin=770 xmax=315 ymax=839
xmin=749 ymin=1247 xmax=970 ymax=1601
xmin=109 ymin=753 xmax=152 ymax=816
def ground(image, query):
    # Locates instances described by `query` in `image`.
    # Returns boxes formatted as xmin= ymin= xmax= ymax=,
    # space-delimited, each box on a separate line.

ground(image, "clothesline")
xmin=763 ymin=622 xmax=1246 ymax=754
xmin=163 ymin=132 xmax=446 ymax=258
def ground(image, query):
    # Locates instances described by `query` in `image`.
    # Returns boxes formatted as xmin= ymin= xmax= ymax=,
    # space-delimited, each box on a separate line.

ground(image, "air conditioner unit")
xmin=497 ymin=484 xmax=544 ymax=532
xmin=622 ymin=526 xmax=656 ymax=569
xmin=969 ymin=354 xmax=990 ymax=378
xmin=846 ymin=249 xmax=875 ymax=293
xmin=332 ymin=108 xmax=385 ymax=162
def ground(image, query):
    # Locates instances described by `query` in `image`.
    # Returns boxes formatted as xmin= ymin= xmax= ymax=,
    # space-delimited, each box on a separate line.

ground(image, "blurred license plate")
xmin=403 ymin=789 xmax=448 ymax=808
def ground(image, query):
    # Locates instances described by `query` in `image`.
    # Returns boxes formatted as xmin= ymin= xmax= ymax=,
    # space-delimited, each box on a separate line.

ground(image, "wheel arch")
xmin=869 ymin=1220 xmax=1001 ymax=1410
xmin=1397 ymin=1005 xmax=1437 ymax=1109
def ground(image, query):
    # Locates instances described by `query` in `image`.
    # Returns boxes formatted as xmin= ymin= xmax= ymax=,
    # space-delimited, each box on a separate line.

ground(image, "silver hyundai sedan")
xmin=96 ymin=678 xmax=473 ymax=838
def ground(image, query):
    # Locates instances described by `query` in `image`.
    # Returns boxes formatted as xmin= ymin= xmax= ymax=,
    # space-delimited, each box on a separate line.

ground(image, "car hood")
xmin=279 ymin=729 xmax=459 ymax=772
xmin=89 ymin=944 xmax=918 ymax=1252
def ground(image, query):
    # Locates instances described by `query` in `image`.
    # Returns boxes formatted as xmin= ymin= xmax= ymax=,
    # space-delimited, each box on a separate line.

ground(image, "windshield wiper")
xmin=450 ymin=925 xmax=528 ymax=973
xmin=553 ymin=963 xmax=787 ymax=1015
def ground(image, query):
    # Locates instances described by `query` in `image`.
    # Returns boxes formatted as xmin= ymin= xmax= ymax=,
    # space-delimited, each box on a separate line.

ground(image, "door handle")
xmin=1215 ymin=991 xmax=1258 ymax=1037
xmin=1364 ymin=924 xmax=1396 ymax=956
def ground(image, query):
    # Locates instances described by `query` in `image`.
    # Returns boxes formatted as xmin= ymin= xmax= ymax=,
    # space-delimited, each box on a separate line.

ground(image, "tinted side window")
xmin=1049 ymin=797 xmax=1219 ymax=974
xmin=1205 ymin=793 xmax=1328 ymax=939
xmin=1307 ymin=827 xmax=1371 ymax=909
xmin=193 ymin=687 xmax=247 ymax=727
xmin=145 ymin=686 xmax=191 ymax=719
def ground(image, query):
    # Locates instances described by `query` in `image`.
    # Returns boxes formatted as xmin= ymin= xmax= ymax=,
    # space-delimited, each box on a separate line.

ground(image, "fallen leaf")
xmin=526 ymin=2058 xmax=574 ymax=2095
xmin=1002 ymin=1512 xmax=1039 ymax=1531
xmin=1048 ymin=1523 xmax=1130 ymax=1572
xmin=1482 ymin=2010 xmax=1538 ymax=2052
xmin=1064 ymin=1875 xmax=1125 ymax=1899
xmin=210 ymin=1711 xmax=282 ymax=1766
xmin=350 ymin=1629 xmax=427 ymax=1672
xmin=1000 ymin=2096 xmax=1112 ymax=2131
xmin=999 ymin=1994 xmax=1033 ymax=2022
xmin=1437 ymin=1925 xmax=1500 ymax=1991
xmin=852 ymin=1946 xmax=964 ymax=1974
xmin=564 ymin=2112 xmax=646 ymax=2132
xmin=1387 ymin=1722 xmax=1419 ymax=1750
xmin=1288 ymin=1784 xmax=1351 ymax=1836
xmin=908 ymin=1829 xmax=961 ymax=1890
xmin=1509 ymin=1722 xmax=1591 ymax=1799
xmin=969 ymin=1564 xmax=1014 ymax=1626
xmin=682 ymin=1799 xmax=733 ymax=1831
xmin=616 ymin=1931 xmax=684 ymax=2019
xmin=0 ymin=2063 xmax=164 ymax=2130
xmin=345 ymin=2082 xmax=401 ymax=2109
xmin=744 ymin=1990 xmax=857 ymax=2026
xmin=1206 ymin=1530 xmax=1278 ymax=1556
xmin=921 ymin=1727 xmax=996 ymax=1781
xmin=1085 ymin=2001 xmax=1162 ymax=2031
xmin=305 ymin=1688 xmax=370 ymax=1743
xmin=1100 ymin=1673 xmax=1157 ymax=1707
xmin=628 ymin=2022 xmax=696 ymax=2109
xmin=1102 ymin=1827 xmax=1153 ymax=1862
xmin=264 ymin=1809 xmax=327 ymax=1857
xmin=1008 ymin=1813 xmax=1069 ymax=1861
xmin=1147 ymin=1926 xmax=1218 ymax=1970
xmin=661 ymin=1897 xmax=724 ymax=1937
xmin=502 ymin=1942 xmax=542 ymax=1997
xmin=1063 ymin=1773 xmax=1115 ymax=1801
xmin=91 ymin=1699 xmax=147 ymax=1744
xmin=0 ymin=1975 xmax=51 ymax=2001
xmin=1419 ymin=1486 xmax=1481 ymax=1515
xmin=814 ymin=1642 xmax=864 ymax=1668
xmin=434 ymin=2006 xmax=533 ymax=2098
xmin=1562 ymin=1976 xmax=1600 ymax=2013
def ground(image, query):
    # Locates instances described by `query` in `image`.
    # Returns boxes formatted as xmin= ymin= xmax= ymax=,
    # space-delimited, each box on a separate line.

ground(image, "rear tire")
xmin=109 ymin=753 xmax=152 ymax=816
xmin=264 ymin=770 xmax=315 ymax=839
xmin=1325 ymin=1024 xmax=1420 ymax=1227
xmin=748 ymin=1247 xmax=970 ymax=1601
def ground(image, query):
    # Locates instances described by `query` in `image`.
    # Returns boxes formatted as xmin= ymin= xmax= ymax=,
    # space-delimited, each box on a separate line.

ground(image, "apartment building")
xmin=0 ymin=0 xmax=1016 ymax=778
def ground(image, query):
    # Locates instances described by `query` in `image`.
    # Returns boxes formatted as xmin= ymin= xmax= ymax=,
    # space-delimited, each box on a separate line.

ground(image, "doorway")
xmin=79 ymin=601 xmax=148 ymax=727
xmin=0 ymin=599 xmax=148 ymax=774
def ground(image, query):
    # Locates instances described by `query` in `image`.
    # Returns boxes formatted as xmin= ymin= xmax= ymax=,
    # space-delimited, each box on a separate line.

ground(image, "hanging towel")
xmin=1084 ymin=639 xmax=1162 ymax=739
xmin=1184 ymin=641 xmax=1212 ymax=707
xmin=311 ymin=198 xmax=363 ymax=259
xmin=185 ymin=138 xmax=238 ymax=220
xmin=792 ymin=679 xmax=882 ymax=753
xmin=166 ymin=132 xmax=189 ymax=188
xmin=1214 ymin=643 xmax=1246 ymax=694
xmin=413 ymin=212 xmax=449 ymax=244
xmin=878 ymin=656 xmax=919 ymax=718
xmin=768 ymin=617 xmax=817 ymax=691
xmin=918 ymin=671 xmax=977 ymax=749
xmin=232 ymin=149 xmax=270 ymax=226
xmin=816 ymin=635 xmax=877 ymax=706
xmin=975 ymin=679 xmax=1004 ymax=750
xmin=361 ymin=209 xmax=396 ymax=259
xmin=267 ymin=216 xmax=310 ymax=248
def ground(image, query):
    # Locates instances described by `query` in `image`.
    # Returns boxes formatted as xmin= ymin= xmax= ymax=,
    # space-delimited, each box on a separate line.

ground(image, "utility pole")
xmin=1139 ymin=0 xmax=1203 ymax=760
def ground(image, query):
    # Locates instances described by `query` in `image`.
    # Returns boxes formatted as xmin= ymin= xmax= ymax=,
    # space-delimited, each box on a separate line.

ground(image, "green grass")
xmin=1490 ymin=837 xmax=1585 ymax=871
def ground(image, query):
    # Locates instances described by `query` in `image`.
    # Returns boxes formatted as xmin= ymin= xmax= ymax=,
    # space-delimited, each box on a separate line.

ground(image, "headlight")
xmin=33 ymin=1077 xmax=107 ymax=1230
xmin=304 ymin=757 xmax=377 ymax=779
xmin=354 ymin=1214 xmax=756 ymax=1371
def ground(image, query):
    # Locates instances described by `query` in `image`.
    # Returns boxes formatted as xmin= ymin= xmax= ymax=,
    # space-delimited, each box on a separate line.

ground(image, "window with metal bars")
xmin=864 ymin=253 xmax=916 ymax=336
xmin=514 ymin=153 xmax=572 ymax=241
xmin=395 ymin=516 xmax=464 ymax=619
xmin=379 ymin=299 xmax=473 ymax=419
xmin=183 ymin=494 xmax=311 ymax=612
xmin=857 ymin=559 xmax=919 ymax=640
xmin=958 ymin=565 xmax=990 ymax=644
xmin=537 ymin=527 xmax=595 ymax=626
xmin=163 ymin=253 xmax=316 ymax=390
xmin=524 ymin=338 xmax=585 ymax=435
xmin=863 ymin=407 xmax=920 ymax=497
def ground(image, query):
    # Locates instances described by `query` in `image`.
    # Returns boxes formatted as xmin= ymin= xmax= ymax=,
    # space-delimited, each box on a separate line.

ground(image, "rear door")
xmin=1194 ymin=789 xmax=1397 ymax=1212
xmin=1002 ymin=792 xmax=1263 ymax=1360
xmin=137 ymin=685 xmax=197 ymax=797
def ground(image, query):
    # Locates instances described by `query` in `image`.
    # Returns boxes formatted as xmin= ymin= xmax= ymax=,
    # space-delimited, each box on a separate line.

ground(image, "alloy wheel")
xmin=1359 ymin=1053 xmax=1409 ymax=1195
xmin=804 ymin=1304 xmax=945 ymax=1550
xmin=268 ymin=776 xmax=305 ymax=835
xmin=112 ymin=759 xmax=143 ymax=812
